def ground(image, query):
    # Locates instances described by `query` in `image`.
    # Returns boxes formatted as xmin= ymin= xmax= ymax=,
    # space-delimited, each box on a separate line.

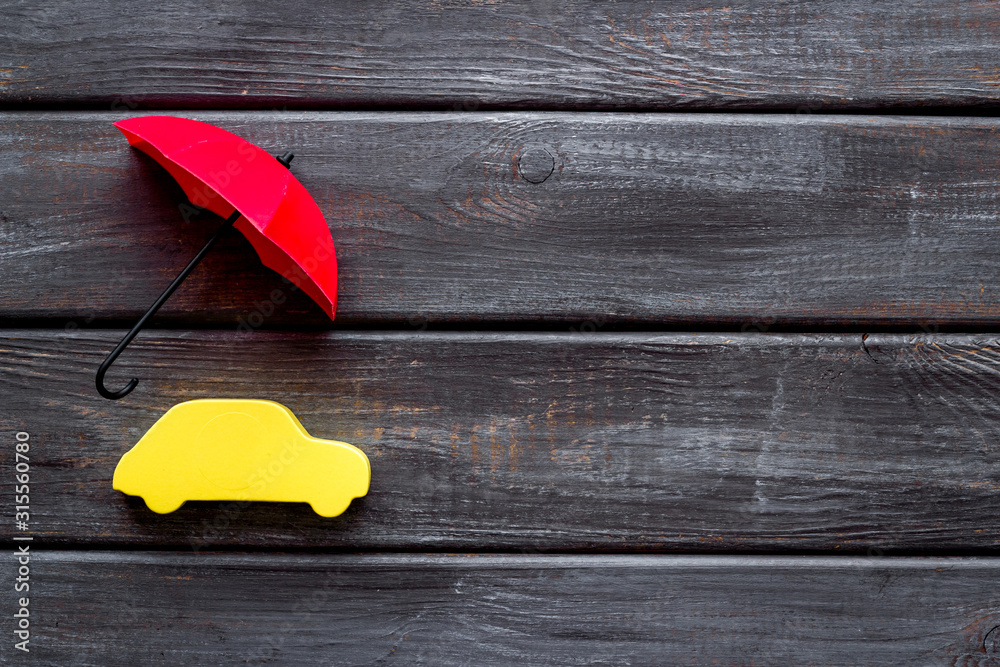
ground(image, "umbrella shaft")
xmin=130 ymin=209 xmax=240 ymax=334
xmin=96 ymin=209 xmax=240 ymax=399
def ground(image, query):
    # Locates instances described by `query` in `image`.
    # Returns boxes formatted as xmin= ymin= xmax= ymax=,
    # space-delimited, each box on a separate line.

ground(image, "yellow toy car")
xmin=113 ymin=399 xmax=370 ymax=517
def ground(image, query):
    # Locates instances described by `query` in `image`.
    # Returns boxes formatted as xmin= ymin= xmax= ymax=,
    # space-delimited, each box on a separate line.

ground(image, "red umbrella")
xmin=96 ymin=116 xmax=338 ymax=400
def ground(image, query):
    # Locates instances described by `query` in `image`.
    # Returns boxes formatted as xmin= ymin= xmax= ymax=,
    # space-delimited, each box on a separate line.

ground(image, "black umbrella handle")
xmin=96 ymin=152 xmax=294 ymax=400
xmin=95 ymin=209 xmax=240 ymax=399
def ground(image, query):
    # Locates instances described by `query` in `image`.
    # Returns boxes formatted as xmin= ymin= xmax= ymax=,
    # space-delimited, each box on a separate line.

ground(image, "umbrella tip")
xmin=276 ymin=152 xmax=294 ymax=169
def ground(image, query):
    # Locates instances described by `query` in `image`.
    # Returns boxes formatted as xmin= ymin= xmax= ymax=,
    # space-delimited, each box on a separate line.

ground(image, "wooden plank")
xmin=2 ymin=329 xmax=999 ymax=551
xmin=4 ymin=1 xmax=1000 ymax=110
xmin=6 ymin=112 xmax=1000 ymax=327
xmin=2 ymin=552 xmax=998 ymax=664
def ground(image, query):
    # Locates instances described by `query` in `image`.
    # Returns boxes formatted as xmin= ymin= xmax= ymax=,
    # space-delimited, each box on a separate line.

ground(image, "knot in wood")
xmin=517 ymin=147 xmax=554 ymax=184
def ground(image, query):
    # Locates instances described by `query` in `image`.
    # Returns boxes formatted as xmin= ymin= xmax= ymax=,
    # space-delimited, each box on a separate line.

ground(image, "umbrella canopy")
xmin=114 ymin=115 xmax=337 ymax=320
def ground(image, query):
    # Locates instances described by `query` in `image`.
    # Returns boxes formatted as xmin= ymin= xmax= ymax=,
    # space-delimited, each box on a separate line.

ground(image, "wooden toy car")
xmin=113 ymin=399 xmax=370 ymax=517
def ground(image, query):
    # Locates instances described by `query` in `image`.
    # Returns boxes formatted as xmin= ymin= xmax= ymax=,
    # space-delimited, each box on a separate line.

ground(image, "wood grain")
xmin=5 ymin=112 xmax=1000 ymax=328
xmin=2 ymin=552 xmax=998 ymax=665
xmin=4 ymin=1 xmax=1000 ymax=110
xmin=2 ymin=329 xmax=999 ymax=551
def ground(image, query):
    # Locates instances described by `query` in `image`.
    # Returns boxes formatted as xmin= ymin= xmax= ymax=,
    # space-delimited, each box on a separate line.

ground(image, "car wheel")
xmin=144 ymin=495 xmax=184 ymax=514
xmin=310 ymin=499 xmax=350 ymax=518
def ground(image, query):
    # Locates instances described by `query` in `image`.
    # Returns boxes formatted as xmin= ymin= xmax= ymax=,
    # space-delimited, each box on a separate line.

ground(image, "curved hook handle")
xmin=96 ymin=336 xmax=141 ymax=399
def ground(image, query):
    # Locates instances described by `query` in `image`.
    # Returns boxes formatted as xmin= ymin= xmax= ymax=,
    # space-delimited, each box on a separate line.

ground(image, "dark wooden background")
xmin=2 ymin=1 xmax=1000 ymax=664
